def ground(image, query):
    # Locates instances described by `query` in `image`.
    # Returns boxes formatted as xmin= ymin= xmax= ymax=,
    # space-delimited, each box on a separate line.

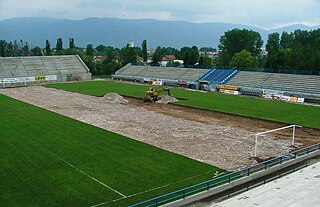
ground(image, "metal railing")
xmin=129 ymin=143 xmax=320 ymax=207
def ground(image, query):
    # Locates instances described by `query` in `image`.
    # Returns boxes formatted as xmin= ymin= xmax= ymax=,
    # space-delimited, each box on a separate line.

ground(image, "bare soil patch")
xmin=1 ymin=86 xmax=319 ymax=171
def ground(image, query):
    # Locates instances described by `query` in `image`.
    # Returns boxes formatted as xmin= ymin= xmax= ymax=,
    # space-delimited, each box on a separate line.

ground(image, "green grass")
xmin=47 ymin=80 xmax=320 ymax=129
xmin=0 ymin=94 xmax=222 ymax=207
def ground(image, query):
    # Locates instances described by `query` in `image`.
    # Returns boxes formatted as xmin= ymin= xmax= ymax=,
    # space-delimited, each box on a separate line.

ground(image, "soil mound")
xmin=103 ymin=93 xmax=129 ymax=104
xmin=156 ymin=95 xmax=178 ymax=104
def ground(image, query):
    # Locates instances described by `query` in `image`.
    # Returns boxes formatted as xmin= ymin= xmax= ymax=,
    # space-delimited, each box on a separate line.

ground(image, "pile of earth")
xmin=103 ymin=93 xmax=129 ymax=104
xmin=156 ymin=95 xmax=178 ymax=104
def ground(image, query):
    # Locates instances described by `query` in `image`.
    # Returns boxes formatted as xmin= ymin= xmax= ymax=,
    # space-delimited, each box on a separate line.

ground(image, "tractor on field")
xmin=143 ymin=87 xmax=172 ymax=102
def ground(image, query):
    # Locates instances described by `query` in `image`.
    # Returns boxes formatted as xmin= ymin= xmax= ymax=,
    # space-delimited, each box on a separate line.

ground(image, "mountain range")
xmin=0 ymin=17 xmax=319 ymax=49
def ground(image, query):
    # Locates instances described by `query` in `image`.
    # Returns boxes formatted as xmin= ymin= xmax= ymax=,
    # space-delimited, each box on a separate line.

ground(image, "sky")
xmin=0 ymin=0 xmax=319 ymax=29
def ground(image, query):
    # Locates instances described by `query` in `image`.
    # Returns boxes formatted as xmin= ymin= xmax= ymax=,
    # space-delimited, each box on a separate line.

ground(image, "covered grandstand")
xmin=0 ymin=55 xmax=91 ymax=87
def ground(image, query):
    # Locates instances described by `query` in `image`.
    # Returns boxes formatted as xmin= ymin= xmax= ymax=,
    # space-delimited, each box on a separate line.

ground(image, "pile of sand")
xmin=156 ymin=95 xmax=178 ymax=104
xmin=103 ymin=93 xmax=129 ymax=104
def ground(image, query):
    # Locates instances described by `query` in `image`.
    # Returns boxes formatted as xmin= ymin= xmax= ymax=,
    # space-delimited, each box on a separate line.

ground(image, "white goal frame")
xmin=254 ymin=125 xmax=302 ymax=157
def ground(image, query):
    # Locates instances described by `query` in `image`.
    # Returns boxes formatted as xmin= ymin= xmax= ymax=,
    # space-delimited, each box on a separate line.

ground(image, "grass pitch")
xmin=0 ymin=94 xmax=221 ymax=207
xmin=47 ymin=80 xmax=320 ymax=129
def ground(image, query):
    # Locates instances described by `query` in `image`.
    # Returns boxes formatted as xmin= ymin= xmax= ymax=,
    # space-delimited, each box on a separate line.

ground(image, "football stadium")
xmin=0 ymin=56 xmax=320 ymax=207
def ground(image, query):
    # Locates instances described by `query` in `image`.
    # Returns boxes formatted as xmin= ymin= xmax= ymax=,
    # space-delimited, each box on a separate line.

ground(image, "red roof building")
xmin=162 ymin=55 xmax=176 ymax=61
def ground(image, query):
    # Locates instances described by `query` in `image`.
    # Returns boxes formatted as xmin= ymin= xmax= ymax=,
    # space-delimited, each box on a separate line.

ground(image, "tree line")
xmin=0 ymin=38 xmax=215 ymax=75
xmin=265 ymin=30 xmax=320 ymax=70
xmin=0 ymin=28 xmax=319 ymax=76
xmin=219 ymin=28 xmax=320 ymax=71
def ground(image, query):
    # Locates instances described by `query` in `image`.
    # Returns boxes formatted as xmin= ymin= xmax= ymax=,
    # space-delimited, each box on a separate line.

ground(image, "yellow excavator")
xmin=143 ymin=87 xmax=172 ymax=102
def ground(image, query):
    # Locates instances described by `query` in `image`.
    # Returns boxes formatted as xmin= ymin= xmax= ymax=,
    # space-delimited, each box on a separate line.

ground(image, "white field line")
xmin=90 ymin=197 xmax=127 ymax=207
xmin=91 ymin=170 xmax=221 ymax=207
xmin=49 ymin=152 xmax=126 ymax=198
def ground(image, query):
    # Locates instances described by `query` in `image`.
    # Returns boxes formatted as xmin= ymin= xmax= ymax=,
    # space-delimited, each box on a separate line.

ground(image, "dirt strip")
xmin=1 ymin=86 xmax=319 ymax=171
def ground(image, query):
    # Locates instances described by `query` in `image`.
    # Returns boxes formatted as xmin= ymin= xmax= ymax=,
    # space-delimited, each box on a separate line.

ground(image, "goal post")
xmin=254 ymin=125 xmax=302 ymax=157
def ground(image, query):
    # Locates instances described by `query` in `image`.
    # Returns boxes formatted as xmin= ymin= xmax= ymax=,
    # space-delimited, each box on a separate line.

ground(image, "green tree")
xmin=276 ymin=29 xmax=320 ymax=70
xmin=180 ymin=46 xmax=199 ymax=65
xmin=120 ymin=45 xmax=136 ymax=65
xmin=45 ymin=40 xmax=51 ymax=55
xmin=60 ymin=48 xmax=81 ymax=55
xmin=69 ymin=37 xmax=75 ymax=49
xmin=6 ymin=41 xmax=15 ymax=56
xmin=199 ymin=54 xmax=204 ymax=66
xmin=266 ymin=32 xmax=280 ymax=68
xmin=102 ymin=59 xmax=121 ymax=75
xmin=141 ymin=40 xmax=147 ymax=62
xmin=22 ymin=41 xmax=29 ymax=55
xmin=229 ymin=50 xmax=257 ymax=68
xmin=81 ymin=55 xmax=96 ymax=75
xmin=0 ymin=40 xmax=7 ymax=57
xmin=96 ymin=44 xmax=108 ymax=53
xmin=133 ymin=46 xmax=142 ymax=58
xmin=86 ymin=44 xmax=94 ymax=56
xmin=31 ymin=46 xmax=42 ymax=56
xmin=200 ymin=47 xmax=216 ymax=52
xmin=218 ymin=29 xmax=263 ymax=66
xmin=104 ymin=49 xmax=116 ymax=64
xmin=198 ymin=53 xmax=212 ymax=66
xmin=151 ymin=48 xmax=162 ymax=64
xmin=56 ymin=38 xmax=63 ymax=51
xmin=280 ymin=32 xmax=293 ymax=49
xmin=191 ymin=46 xmax=199 ymax=65
xmin=277 ymin=48 xmax=292 ymax=69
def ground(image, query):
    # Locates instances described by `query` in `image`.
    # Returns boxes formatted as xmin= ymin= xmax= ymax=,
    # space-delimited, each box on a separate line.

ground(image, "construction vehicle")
xmin=143 ymin=87 xmax=172 ymax=102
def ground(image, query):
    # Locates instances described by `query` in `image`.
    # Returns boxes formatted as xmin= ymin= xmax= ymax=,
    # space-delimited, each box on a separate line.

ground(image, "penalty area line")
xmin=49 ymin=152 xmax=126 ymax=198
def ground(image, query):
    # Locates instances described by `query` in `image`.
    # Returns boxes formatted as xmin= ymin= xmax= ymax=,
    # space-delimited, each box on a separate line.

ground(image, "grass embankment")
xmin=0 ymin=94 xmax=221 ymax=206
xmin=47 ymin=80 xmax=320 ymax=129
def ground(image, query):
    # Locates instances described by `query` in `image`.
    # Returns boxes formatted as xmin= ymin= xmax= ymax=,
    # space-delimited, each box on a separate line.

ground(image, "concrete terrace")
xmin=210 ymin=161 xmax=320 ymax=207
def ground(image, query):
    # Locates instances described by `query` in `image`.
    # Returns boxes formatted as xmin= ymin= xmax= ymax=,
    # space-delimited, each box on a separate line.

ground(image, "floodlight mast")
xmin=254 ymin=125 xmax=302 ymax=157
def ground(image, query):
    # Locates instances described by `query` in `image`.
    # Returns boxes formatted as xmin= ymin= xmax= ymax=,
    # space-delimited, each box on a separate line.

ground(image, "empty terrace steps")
xmin=222 ymin=69 xmax=239 ymax=84
xmin=228 ymin=71 xmax=320 ymax=95
xmin=198 ymin=68 xmax=217 ymax=81
xmin=0 ymin=55 xmax=88 ymax=78
xmin=228 ymin=71 xmax=272 ymax=87
xmin=115 ymin=65 xmax=147 ymax=76
xmin=137 ymin=66 xmax=186 ymax=80
xmin=0 ymin=58 xmax=29 ymax=77
xmin=177 ymin=68 xmax=209 ymax=81
xmin=115 ymin=65 xmax=209 ymax=82
xmin=113 ymin=63 xmax=131 ymax=74
xmin=22 ymin=58 xmax=49 ymax=76
xmin=197 ymin=68 xmax=238 ymax=84
xmin=263 ymin=73 xmax=320 ymax=94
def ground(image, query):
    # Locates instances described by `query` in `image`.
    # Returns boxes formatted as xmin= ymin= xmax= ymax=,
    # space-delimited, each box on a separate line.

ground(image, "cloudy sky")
xmin=0 ymin=0 xmax=319 ymax=29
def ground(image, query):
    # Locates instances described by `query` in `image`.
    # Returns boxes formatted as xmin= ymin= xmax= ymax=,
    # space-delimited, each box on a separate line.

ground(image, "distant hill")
xmin=0 ymin=17 xmax=319 ymax=48
xmin=269 ymin=24 xmax=319 ymax=34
